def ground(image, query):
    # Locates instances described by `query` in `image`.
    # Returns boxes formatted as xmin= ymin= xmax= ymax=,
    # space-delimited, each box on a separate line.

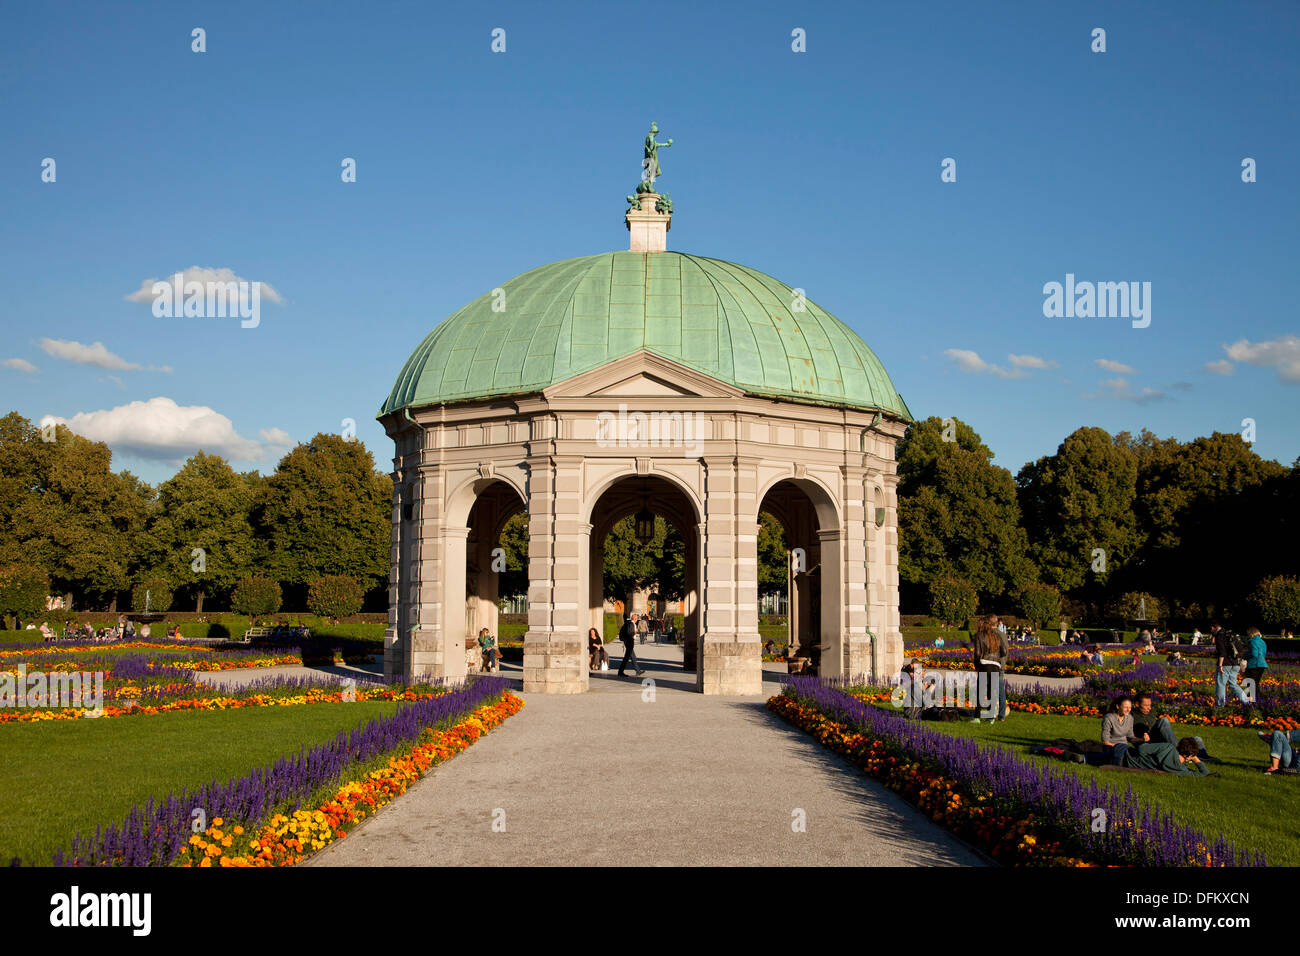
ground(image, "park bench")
xmin=241 ymin=626 xmax=273 ymax=644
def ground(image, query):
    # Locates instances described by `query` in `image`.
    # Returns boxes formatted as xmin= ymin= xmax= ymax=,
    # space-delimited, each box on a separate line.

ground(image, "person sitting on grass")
xmin=898 ymin=659 xmax=934 ymax=718
xmin=1259 ymin=728 xmax=1300 ymax=775
xmin=1102 ymin=696 xmax=1143 ymax=765
xmin=1132 ymin=692 xmax=1214 ymax=761
xmin=1123 ymin=737 xmax=1211 ymax=775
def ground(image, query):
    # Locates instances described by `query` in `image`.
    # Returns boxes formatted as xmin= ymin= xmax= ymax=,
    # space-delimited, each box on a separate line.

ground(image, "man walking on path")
xmin=618 ymin=613 xmax=645 ymax=677
xmin=1212 ymin=621 xmax=1251 ymax=707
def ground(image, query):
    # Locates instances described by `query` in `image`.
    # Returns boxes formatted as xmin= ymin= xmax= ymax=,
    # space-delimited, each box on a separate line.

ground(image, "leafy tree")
xmin=254 ymin=435 xmax=391 ymax=602
xmin=308 ymin=574 xmax=363 ymax=621
xmin=0 ymin=563 xmax=49 ymax=629
xmin=1251 ymin=576 xmax=1300 ymax=631
xmin=1122 ymin=431 xmax=1287 ymax=615
xmin=928 ymin=576 xmax=977 ymax=627
xmin=0 ymin=416 xmax=151 ymax=609
xmin=602 ymin=516 xmax=682 ymax=610
xmin=497 ymin=512 xmax=529 ymax=600
xmin=1110 ymin=590 xmax=1163 ymax=621
xmin=1019 ymin=582 xmax=1063 ymax=629
xmin=898 ymin=417 xmax=1035 ymax=604
xmin=231 ymin=575 xmax=281 ymax=622
xmin=137 ymin=451 xmax=258 ymax=611
xmin=1017 ymin=427 xmax=1138 ymax=607
xmin=131 ymin=575 xmax=173 ymax=613
xmin=757 ymin=512 xmax=789 ymax=596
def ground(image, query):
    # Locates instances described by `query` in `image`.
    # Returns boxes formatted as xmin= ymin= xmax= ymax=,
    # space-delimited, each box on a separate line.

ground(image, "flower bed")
xmin=906 ymin=645 xmax=1091 ymax=678
xmin=1007 ymin=662 xmax=1300 ymax=730
xmin=1 ymin=646 xmax=445 ymax=724
xmin=51 ymin=676 xmax=515 ymax=866
xmin=772 ymin=677 xmax=1260 ymax=867
xmin=0 ymin=681 xmax=443 ymax=724
xmin=0 ymin=641 xmax=303 ymax=670
xmin=187 ymin=693 xmax=524 ymax=866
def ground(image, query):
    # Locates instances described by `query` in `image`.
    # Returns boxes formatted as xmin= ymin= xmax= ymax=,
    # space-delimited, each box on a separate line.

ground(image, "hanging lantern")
xmin=634 ymin=505 xmax=656 ymax=545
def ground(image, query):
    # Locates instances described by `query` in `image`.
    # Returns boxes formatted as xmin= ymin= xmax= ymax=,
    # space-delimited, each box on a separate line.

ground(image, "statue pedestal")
xmin=626 ymin=193 xmax=671 ymax=252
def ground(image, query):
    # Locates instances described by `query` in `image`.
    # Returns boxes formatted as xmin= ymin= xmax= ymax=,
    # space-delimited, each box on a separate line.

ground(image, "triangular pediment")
xmin=545 ymin=350 xmax=745 ymax=400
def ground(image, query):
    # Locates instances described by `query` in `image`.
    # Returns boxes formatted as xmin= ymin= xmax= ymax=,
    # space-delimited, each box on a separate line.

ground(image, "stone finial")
xmin=626 ymin=193 xmax=672 ymax=252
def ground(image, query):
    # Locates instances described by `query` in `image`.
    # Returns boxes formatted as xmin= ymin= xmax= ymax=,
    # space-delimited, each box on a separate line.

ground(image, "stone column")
xmin=816 ymin=528 xmax=846 ymax=677
xmin=880 ymin=469 xmax=904 ymax=679
xmin=682 ymin=526 xmax=700 ymax=671
xmin=440 ymin=525 xmax=470 ymax=683
xmin=522 ymin=451 xmax=586 ymax=693
xmin=840 ymin=465 xmax=873 ymax=680
xmin=586 ymin=524 xmax=603 ymax=638
xmin=409 ymin=466 xmax=449 ymax=682
xmin=865 ymin=471 xmax=903 ymax=682
xmin=698 ymin=456 xmax=762 ymax=695
xmin=383 ymin=471 xmax=404 ymax=681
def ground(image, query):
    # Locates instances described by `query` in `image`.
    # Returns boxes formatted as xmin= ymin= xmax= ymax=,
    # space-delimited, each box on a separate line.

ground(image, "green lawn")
xmin=0 ymin=701 xmax=401 ymax=865
xmin=906 ymin=709 xmax=1295 ymax=865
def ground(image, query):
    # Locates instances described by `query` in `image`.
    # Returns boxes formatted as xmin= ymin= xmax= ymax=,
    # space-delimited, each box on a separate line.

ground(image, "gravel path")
xmin=304 ymin=642 xmax=987 ymax=867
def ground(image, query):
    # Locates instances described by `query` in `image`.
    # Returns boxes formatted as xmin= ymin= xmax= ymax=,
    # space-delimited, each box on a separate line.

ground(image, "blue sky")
xmin=2 ymin=0 xmax=1297 ymax=484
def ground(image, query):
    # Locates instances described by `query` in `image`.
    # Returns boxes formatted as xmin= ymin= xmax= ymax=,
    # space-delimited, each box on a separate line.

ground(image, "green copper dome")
xmin=380 ymin=251 xmax=911 ymax=420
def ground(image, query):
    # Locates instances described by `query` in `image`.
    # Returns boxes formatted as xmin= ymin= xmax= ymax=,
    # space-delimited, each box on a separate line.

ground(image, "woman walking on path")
xmin=970 ymin=614 xmax=1008 ymax=722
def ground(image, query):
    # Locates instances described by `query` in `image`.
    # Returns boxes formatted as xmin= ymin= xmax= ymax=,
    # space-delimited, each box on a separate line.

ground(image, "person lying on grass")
xmin=1260 ymin=728 xmax=1300 ymax=776
xmin=1122 ymin=737 xmax=1212 ymax=775
xmin=1132 ymin=692 xmax=1216 ymax=762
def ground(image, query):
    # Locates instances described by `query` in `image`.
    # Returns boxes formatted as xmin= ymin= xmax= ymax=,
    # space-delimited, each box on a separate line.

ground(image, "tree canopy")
xmin=898 ymin=416 xmax=1035 ymax=604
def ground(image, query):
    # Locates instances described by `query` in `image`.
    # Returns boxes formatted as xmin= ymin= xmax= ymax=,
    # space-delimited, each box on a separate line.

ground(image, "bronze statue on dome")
xmin=629 ymin=122 xmax=674 ymax=211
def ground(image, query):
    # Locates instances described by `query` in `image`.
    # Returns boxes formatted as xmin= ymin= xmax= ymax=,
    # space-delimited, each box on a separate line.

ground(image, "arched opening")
xmin=758 ymin=478 xmax=842 ymax=677
xmin=586 ymin=475 xmax=701 ymax=685
xmin=460 ymin=479 xmax=527 ymax=674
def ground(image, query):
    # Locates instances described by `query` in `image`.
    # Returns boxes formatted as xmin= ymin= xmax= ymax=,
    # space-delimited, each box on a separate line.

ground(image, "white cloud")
xmin=943 ymin=349 xmax=1028 ymax=379
xmin=1204 ymin=359 xmax=1235 ymax=376
xmin=1222 ymin=335 xmax=1300 ymax=384
xmin=1088 ymin=377 xmax=1167 ymax=405
xmin=125 ymin=266 xmax=283 ymax=305
xmin=1095 ymin=358 xmax=1137 ymax=374
xmin=44 ymin=397 xmax=288 ymax=463
xmin=3 ymin=358 xmax=37 ymax=373
xmin=40 ymin=338 xmax=139 ymax=370
xmin=1008 ymin=354 xmax=1058 ymax=370
xmin=258 ymin=427 xmax=294 ymax=458
xmin=37 ymin=338 xmax=171 ymax=374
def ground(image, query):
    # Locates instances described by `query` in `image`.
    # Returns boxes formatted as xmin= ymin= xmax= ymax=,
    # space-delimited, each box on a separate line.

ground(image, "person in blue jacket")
xmin=1243 ymin=627 xmax=1268 ymax=702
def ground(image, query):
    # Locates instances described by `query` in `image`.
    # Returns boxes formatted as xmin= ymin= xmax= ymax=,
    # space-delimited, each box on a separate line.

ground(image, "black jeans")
xmin=619 ymin=641 xmax=640 ymax=674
